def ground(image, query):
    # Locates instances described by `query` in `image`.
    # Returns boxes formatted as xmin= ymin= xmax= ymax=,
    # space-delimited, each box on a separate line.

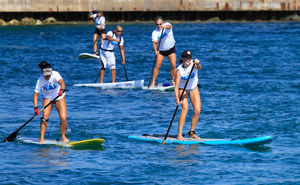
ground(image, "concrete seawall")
xmin=0 ymin=0 xmax=300 ymax=22
xmin=1 ymin=0 xmax=300 ymax=12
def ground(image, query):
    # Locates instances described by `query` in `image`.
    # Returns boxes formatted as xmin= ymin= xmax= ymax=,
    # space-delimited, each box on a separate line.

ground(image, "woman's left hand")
xmin=176 ymin=99 xmax=182 ymax=105
xmin=121 ymin=59 xmax=125 ymax=64
xmin=194 ymin=59 xmax=200 ymax=64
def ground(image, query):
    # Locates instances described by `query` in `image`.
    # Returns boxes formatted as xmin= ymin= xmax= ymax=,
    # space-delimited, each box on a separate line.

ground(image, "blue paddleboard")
xmin=128 ymin=134 xmax=272 ymax=146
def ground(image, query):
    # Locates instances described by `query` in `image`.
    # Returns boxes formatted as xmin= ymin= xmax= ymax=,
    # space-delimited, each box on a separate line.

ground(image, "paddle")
xmin=118 ymin=44 xmax=129 ymax=81
xmin=2 ymin=89 xmax=68 ymax=142
xmin=94 ymin=70 xmax=99 ymax=83
xmin=162 ymin=63 xmax=196 ymax=144
xmin=122 ymin=64 xmax=129 ymax=81
xmin=148 ymin=28 xmax=165 ymax=88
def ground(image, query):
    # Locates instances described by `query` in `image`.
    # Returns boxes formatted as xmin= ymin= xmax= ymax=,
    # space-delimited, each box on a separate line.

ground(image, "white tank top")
xmin=92 ymin=14 xmax=105 ymax=29
xmin=176 ymin=60 xmax=198 ymax=90
xmin=34 ymin=71 xmax=65 ymax=100
xmin=101 ymin=31 xmax=124 ymax=51
xmin=151 ymin=22 xmax=175 ymax=51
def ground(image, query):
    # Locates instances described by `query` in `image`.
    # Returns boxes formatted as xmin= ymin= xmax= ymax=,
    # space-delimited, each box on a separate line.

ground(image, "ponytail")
xmin=179 ymin=59 xmax=183 ymax=64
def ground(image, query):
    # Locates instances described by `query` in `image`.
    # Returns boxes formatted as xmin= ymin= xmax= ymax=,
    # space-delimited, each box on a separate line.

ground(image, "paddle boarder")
xmin=89 ymin=10 xmax=106 ymax=55
xmin=98 ymin=25 xmax=125 ymax=83
xmin=150 ymin=16 xmax=176 ymax=88
xmin=33 ymin=61 xmax=69 ymax=143
xmin=175 ymin=50 xmax=202 ymax=140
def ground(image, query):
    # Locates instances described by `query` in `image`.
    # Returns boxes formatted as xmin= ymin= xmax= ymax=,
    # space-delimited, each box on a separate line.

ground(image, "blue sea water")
xmin=0 ymin=22 xmax=299 ymax=184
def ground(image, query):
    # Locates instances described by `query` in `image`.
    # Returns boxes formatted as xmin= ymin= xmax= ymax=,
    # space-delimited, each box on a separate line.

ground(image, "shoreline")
xmin=1 ymin=16 xmax=300 ymax=26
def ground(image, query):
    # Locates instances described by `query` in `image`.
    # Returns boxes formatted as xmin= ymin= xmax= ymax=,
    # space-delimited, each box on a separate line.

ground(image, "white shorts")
xmin=99 ymin=50 xmax=116 ymax=70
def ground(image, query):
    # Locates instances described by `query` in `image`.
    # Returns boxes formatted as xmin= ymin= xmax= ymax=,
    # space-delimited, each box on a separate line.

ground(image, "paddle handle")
xmin=148 ymin=28 xmax=165 ymax=88
xmin=162 ymin=64 xmax=196 ymax=144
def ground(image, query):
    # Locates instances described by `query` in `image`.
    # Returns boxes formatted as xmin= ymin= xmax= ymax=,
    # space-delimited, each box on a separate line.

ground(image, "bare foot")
xmin=177 ymin=135 xmax=185 ymax=140
xmin=61 ymin=137 xmax=70 ymax=143
xmin=149 ymin=83 xmax=156 ymax=88
xmin=39 ymin=139 xmax=45 ymax=144
xmin=189 ymin=134 xmax=201 ymax=139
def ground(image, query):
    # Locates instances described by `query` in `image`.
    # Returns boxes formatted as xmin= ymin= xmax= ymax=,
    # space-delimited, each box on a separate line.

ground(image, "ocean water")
xmin=0 ymin=22 xmax=299 ymax=184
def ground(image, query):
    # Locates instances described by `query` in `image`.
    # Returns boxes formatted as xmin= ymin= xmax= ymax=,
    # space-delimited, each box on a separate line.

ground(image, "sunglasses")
xmin=156 ymin=23 xmax=162 ymax=26
xmin=116 ymin=30 xmax=123 ymax=33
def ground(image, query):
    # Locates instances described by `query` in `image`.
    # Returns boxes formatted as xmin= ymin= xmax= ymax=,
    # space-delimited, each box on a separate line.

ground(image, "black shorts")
xmin=159 ymin=46 xmax=176 ymax=57
xmin=94 ymin=28 xmax=106 ymax=35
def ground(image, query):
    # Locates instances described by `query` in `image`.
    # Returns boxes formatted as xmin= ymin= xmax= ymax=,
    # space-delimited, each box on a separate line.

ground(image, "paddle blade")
xmin=2 ymin=131 xmax=18 ymax=142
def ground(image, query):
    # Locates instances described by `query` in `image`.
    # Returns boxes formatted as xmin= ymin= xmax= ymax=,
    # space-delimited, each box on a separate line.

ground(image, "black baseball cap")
xmin=38 ymin=61 xmax=52 ymax=69
xmin=181 ymin=50 xmax=192 ymax=59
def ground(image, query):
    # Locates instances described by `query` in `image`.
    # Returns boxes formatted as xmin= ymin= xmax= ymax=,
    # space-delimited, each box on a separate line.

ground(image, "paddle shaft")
xmin=2 ymin=90 xmax=67 ymax=142
xmin=94 ymin=71 xmax=99 ymax=83
xmin=119 ymin=44 xmax=129 ymax=81
xmin=94 ymin=51 xmax=102 ymax=83
xmin=162 ymin=63 xmax=196 ymax=144
xmin=148 ymin=28 xmax=165 ymax=88
xmin=123 ymin=64 xmax=129 ymax=81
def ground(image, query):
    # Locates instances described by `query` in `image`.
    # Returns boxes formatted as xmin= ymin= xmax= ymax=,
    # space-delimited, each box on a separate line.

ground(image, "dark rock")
xmin=206 ymin=17 xmax=221 ymax=22
xmin=0 ymin=19 xmax=8 ymax=26
xmin=8 ymin=19 xmax=21 ymax=25
xmin=43 ymin=17 xmax=57 ymax=24
xmin=281 ymin=14 xmax=300 ymax=21
xmin=36 ymin=19 xmax=43 ymax=25
xmin=21 ymin=17 xmax=37 ymax=25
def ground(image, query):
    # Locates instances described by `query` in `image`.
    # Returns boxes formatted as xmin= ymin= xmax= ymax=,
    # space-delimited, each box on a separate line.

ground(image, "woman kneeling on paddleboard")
xmin=175 ymin=50 xmax=202 ymax=140
xmin=33 ymin=61 xmax=69 ymax=143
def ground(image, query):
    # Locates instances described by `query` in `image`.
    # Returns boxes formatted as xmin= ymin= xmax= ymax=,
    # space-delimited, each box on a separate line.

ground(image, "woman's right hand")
xmin=34 ymin=106 xmax=40 ymax=116
xmin=176 ymin=99 xmax=182 ymax=105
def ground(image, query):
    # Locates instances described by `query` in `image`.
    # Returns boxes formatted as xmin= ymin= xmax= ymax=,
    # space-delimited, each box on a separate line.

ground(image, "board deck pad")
xmin=128 ymin=134 xmax=273 ymax=146
xmin=74 ymin=80 xmax=144 ymax=89
xmin=79 ymin=53 xmax=100 ymax=59
xmin=18 ymin=138 xmax=105 ymax=150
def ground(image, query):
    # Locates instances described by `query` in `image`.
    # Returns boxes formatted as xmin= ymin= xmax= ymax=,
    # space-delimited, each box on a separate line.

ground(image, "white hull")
xmin=79 ymin=53 xmax=100 ymax=59
xmin=142 ymin=85 xmax=174 ymax=91
xmin=74 ymin=80 xmax=144 ymax=89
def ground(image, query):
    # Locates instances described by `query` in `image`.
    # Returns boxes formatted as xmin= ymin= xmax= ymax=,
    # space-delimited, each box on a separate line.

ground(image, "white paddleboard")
xmin=79 ymin=53 xmax=100 ymax=59
xmin=74 ymin=80 xmax=144 ymax=89
xmin=142 ymin=84 xmax=174 ymax=91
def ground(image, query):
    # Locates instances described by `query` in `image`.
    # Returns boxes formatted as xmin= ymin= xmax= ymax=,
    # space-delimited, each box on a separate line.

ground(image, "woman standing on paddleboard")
xmin=150 ymin=16 xmax=177 ymax=88
xmin=175 ymin=50 xmax=202 ymax=140
xmin=33 ymin=61 xmax=69 ymax=143
xmin=89 ymin=10 xmax=106 ymax=55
